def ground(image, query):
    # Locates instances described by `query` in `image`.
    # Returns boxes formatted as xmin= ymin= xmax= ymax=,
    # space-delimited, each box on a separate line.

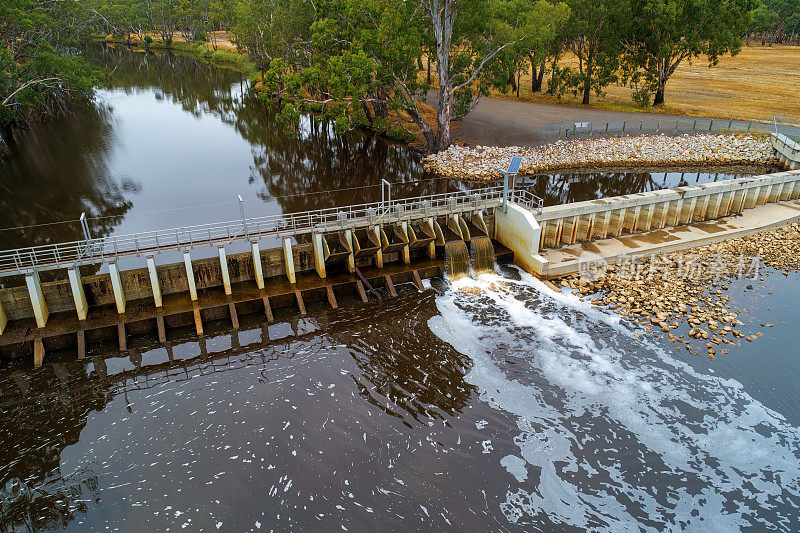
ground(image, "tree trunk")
xmin=435 ymin=87 xmax=452 ymax=152
xmin=427 ymin=55 xmax=431 ymax=85
xmin=652 ymin=64 xmax=668 ymax=106
xmin=507 ymin=69 xmax=517 ymax=94
xmin=534 ymin=65 xmax=545 ymax=92
xmin=429 ymin=0 xmax=454 ymax=153
xmin=652 ymin=85 xmax=665 ymax=106
xmin=530 ymin=57 xmax=538 ymax=91
xmin=582 ymin=82 xmax=590 ymax=105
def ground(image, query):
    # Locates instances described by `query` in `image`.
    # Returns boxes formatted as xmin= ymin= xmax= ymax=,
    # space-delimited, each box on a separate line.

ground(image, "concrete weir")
xmin=526 ymin=169 xmax=800 ymax=278
xmin=3 ymin=165 xmax=799 ymax=363
xmin=0 ymin=187 xmax=518 ymax=362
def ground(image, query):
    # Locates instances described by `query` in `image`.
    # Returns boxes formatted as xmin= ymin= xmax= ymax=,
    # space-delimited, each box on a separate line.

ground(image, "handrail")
xmin=0 ymin=185 xmax=541 ymax=276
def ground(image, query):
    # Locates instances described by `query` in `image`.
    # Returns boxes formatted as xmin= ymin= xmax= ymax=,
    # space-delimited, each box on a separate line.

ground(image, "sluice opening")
xmin=470 ymin=236 xmax=495 ymax=275
xmin=444 ymin=241 xmax=471 ymax=281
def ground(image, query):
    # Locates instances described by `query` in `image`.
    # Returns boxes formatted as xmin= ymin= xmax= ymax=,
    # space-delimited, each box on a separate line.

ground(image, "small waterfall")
xmin=470 ymin=236 xmax=495 ymax=275
xmin=444 ymin=241 xmax=470 ymax=280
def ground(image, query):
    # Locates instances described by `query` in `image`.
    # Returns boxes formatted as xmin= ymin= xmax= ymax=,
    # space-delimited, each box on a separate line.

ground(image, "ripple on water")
xmin=430 ymin=269 xmax=800 ymax=530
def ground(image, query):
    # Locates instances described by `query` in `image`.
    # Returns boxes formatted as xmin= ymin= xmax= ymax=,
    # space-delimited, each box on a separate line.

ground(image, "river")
xmin=0 ymin=47 xmax=798 ymax=531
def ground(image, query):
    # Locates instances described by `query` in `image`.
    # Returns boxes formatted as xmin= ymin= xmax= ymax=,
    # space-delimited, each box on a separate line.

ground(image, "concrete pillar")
xmin=66 ymin=266 xmax=88 ymax=321
xmin=108 ymin=261 xmax=126 ymax=314
xmin=733 ymin=189 xmax=747 ymax=214
xmin=400 ymin=221 xmax=411 ymax=264
xmin=25 ymin=272 xmax=48 ymax=328
xmin=768 ymin=182 xmax=781 ymax=203
xmin=614 ymin=209 xmax=626 ymax=236
xmin=146 ymin=255 xmax=162 ymax=308
xmin=698 ymin=196 xmax=710 ymax=221
xmin=708 ymin=193 xmax=723 ymax=219
xmin=344 ymin=229 xmax=355 ymax=273
xmin=312 ymin=232 xmax=326 ymax=279
xmin=742 ymin=188 xmax=757 ymax=210
xmin=426 ymin=218 xmax=436 ymax=258
xmin=283 ymin=237 xmax=296 ymax=284
xmin=218 ymin=245 xmax=232 ymax=295
xmin=632 ymin=206 xmax=642 ymax=232
xmin=686 ymin=197 xmax=697 ymax=223
xmin=251 ymin=240 xmax=265 ymax=289
xmin=0 ymin=300 xmax=7 ymax=335
xmin=600 ymin=211 xmax=612 ymax=238
xmin=538 ymin=221 xmax=548 ymax=249
xmin=757 ymin=184 xmax=770 ymax=205
xmin=373 ymin=226 xmax=383 ymax=269
xmin=790 ymin=181 xmax=800 ymax=200
xmin=494 ymin=204 xmax=542 ymax=276
xmin=779 ymin=181 xmax=792 ymax=201
xmin=183 ymin=251 xmax=198 ymax=301
xmin=554 ymin=218 xmax=565 ymax=244
xmin=673 ymin=200 xmax=684 ymax=226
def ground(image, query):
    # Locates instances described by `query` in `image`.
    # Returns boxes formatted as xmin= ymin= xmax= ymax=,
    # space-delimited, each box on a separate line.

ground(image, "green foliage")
xmin=1 ymin=0 xmax=99 ymax=134
xmin=621 ymin=0 xmax=758 ymax=105
xmin=750 ymin=0 xmax=800 ymax=41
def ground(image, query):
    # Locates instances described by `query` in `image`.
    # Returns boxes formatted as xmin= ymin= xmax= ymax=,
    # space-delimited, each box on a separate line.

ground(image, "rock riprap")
xmin=423 ymin=134 xmax=777 ymax=180
xmin=556 ymin=222 xmax=800 ymax=357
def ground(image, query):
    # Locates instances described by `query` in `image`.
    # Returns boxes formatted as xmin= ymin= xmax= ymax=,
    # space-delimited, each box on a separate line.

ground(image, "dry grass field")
xmin=422 ymin=46 xmax=799 ymax=124
xmin=493 ymin=46 xmax=800 ymax=124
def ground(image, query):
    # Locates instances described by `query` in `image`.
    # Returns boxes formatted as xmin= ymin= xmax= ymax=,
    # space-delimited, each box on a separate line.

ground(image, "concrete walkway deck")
xmin=537 ymin=199 xmax=800 ymax=278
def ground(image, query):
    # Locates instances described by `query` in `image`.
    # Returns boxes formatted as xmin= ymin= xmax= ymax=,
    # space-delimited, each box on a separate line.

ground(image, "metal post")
xmin=381 ymin=179 xmax=391 ymax=213
xmin=605 ymin=122 xmax=609 ymax=133
xmin=693 ymin=119 xmax=697 ymax=131
xmin=622 ymin=121 xmax=626 ymax=133
xmin=502 ymin=171 xmax=509 ymax=213
xmin=238 ymin=195 xmax=247 ymax=237
xmin=657 ymin=119 xmax=660 ymax=132
xmin=80 ymin=212 xmax=92 ymax=242
xmin=709 ymin=119 xmax=713 ymax=132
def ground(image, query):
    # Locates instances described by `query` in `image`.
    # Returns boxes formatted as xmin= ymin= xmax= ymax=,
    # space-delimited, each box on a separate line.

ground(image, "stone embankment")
xmin=557 ymin=223 xmax=800 ymax=358
xmin=424 ymin=134 xmax=778 ymax=180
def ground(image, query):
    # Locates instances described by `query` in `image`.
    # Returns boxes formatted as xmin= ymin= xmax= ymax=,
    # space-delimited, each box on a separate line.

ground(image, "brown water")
xmin=1 ymin=48 xmax=799 ymax=531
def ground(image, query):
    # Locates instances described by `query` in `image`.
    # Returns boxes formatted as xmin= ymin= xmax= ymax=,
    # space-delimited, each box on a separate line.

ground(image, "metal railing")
xmin=0 ymin=185 xmax=542 ymax=277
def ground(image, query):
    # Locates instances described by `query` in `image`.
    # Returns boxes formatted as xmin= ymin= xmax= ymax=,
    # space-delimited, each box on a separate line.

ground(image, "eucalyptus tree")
xmin=261 ymin=0 xmax=567 ymax=153
xmin=486 ymin=0 xmax=570 ymax=96
xmin=553 ymin=0 xmax=625 ymax=105
xmin=622 ymin=0 xmax=758 ymax=105
xmin=1 ymin=0 xmax=98 ymax=142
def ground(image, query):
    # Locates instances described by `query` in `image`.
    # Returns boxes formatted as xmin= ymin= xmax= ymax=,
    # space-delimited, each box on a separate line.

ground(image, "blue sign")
xmin=505 ymin=156 xmax=523 ymax=175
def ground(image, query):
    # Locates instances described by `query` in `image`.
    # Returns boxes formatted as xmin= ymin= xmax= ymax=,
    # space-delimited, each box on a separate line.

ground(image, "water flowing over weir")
xmin=469 ymin=236 xmax=495 ymax=275
xmin=428 ymin=270 xmax=800 ymax=530
xmin=444 ymin=241 xmax=471 ymax=280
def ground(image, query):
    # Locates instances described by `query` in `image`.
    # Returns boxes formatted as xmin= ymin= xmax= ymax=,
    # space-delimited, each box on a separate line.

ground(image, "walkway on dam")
xmin=537 ymin=199 xmax=800 ymax=277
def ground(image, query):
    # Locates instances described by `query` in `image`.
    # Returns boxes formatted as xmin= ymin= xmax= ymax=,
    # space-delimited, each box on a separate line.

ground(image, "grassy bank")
xmin=142 ymin=40 xmax=259 ymax=80
xmin=423 ymin=46 xmax=800 ymax=124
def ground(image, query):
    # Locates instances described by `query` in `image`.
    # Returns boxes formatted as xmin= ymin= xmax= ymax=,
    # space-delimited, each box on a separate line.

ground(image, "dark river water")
xmin=0 ymin=47 xmax=798 ymax=531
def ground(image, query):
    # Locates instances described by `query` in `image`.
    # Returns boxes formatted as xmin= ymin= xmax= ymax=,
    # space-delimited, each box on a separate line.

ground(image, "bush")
xmin=143 ymin=36 xmax=153 ymax=46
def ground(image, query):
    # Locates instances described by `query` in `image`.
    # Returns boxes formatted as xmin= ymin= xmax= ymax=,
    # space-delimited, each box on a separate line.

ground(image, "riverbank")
xmin=556 ymin=222 xmax=800 ymax=357
xmin=423 ymin=133 xmax=779 ymax=180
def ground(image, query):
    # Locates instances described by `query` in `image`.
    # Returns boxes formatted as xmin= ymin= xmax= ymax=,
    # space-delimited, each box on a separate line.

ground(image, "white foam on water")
xmin=429 ymin=272 xmax=800 ymax=530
